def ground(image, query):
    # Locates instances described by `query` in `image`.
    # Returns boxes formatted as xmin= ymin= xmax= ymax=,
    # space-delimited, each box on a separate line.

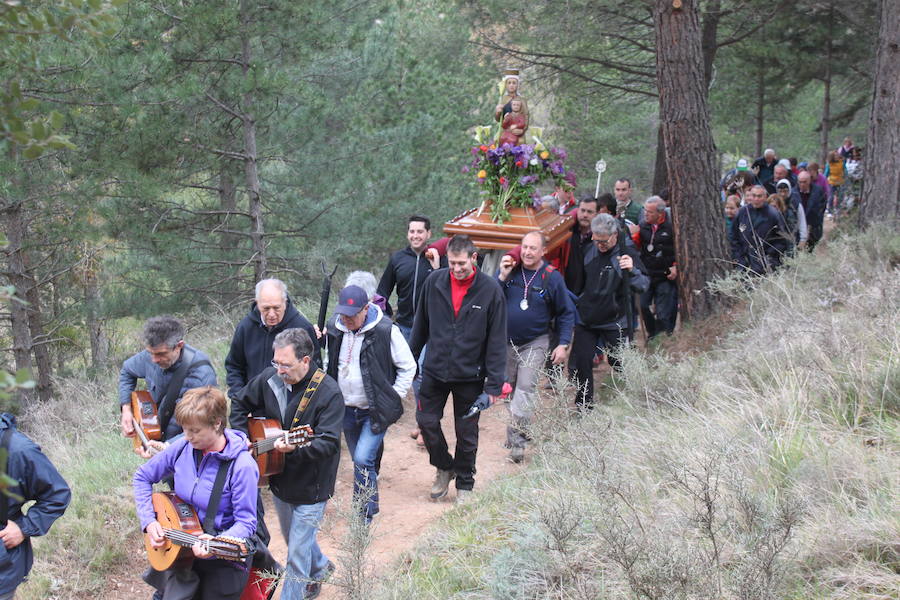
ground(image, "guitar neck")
xmin=162 ymin=529 xmax=246 ymax=561
xmin=253 ymin=434 xmax=282 ymax=454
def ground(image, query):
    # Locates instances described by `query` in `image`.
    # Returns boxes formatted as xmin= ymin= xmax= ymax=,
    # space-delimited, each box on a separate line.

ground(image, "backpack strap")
xmin=158 ymin=348 xmax=212 ymax=436
xmin=0 ymin=426 xmax=13 ymax=526
xmin=202 ymin=457 xmax=234 ymax=535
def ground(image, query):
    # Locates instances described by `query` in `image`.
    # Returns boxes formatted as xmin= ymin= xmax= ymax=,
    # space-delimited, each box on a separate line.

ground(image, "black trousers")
xmin=571 ymin=324 xmax=626 ymax=407
xmin=415 ymin=376 xmax=483 ymax=490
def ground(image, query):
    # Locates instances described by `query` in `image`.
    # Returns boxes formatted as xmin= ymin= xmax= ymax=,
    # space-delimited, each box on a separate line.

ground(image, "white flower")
xmin=530 ymin=158 xmax=538 ymax=166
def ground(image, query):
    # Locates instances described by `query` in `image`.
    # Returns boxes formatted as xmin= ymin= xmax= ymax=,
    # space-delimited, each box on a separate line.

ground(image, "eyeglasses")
xmin=592 ymin=235 xmax=616 ymax=247
xmin=271 ymin=360 xmax=295 ymax=371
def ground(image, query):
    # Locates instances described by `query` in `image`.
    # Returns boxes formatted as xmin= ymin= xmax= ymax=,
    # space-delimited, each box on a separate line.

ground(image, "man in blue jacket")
xmin=119 ymin=316 xmax=217 ymax=446
xmin=731 ymin=185 xmax=790 ymax=275
xmin=1 ymin=413 xmax=71 ymax=600
xmin=497 ymin=231 xmax=575 ymax=463
xmin=225 ymin=278 xmax=320 ymax=401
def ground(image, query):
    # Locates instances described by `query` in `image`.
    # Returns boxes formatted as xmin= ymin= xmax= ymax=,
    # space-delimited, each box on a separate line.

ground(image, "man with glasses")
xmin=118 ymin=315 xmax=216 ymax=446
xmin=570 ymin=214 xmax=649 ymax=408
xmin=232 ymin=328 xmax=343 ymax=600
xmin=226 ymin=278 xmax=320 ymax=402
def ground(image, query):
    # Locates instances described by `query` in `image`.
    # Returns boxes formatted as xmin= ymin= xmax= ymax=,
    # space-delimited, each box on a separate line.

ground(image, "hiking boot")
xmin=430 ymin=468 xmax=454 ymax=499
xmin=509 ymin=446 xmax=524 ymax=464
xmin=456 ymin=489 xmax=474 ymax=505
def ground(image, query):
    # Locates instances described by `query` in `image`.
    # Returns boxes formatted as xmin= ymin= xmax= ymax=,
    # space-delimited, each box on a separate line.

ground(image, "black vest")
xmin=326 ymin=316 xmax=402 ymax=433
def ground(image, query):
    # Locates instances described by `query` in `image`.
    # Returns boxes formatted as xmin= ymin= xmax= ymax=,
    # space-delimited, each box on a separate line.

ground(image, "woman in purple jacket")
xmin=133 ymin=386 xmax=259 ymax=600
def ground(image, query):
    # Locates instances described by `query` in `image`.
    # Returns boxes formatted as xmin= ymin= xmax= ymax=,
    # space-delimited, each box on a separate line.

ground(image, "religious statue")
xmin=494 ymin=69 xmax=529 ymax=137
xmin=499 ymin=98 xmax=527 ymax=146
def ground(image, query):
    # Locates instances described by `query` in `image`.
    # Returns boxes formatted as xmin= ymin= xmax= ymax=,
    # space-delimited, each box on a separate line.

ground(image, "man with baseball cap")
xmin=325 ymin=285 xmax=415 ymax=523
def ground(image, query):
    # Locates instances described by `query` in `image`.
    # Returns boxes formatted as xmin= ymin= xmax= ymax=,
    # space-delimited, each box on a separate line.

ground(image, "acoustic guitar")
xmin=145 ymin=491 xmax=252 ymax=570
xmin=131 ymin=390 xmax=162 ymax=455
xmin=248 ymin=418 xmax=315 ymax=486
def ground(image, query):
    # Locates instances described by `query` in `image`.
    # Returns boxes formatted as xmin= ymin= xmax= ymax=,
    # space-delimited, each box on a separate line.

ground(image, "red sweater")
xmin=450 ymin=268 xmax=476 ymax=317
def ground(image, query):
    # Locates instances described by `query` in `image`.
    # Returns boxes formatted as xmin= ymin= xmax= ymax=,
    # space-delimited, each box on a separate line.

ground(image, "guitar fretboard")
xmin=161 ymin=529 xmax=246 ymax=560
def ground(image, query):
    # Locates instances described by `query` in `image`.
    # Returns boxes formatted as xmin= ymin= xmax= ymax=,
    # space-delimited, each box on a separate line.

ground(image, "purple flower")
xmin=550 ymin=161 xmax=564 ymax=175
xmin=551 ymin=147 xmax=568 ymax=161
xmin=519 ymin=175 xmax=537 ymax=185
xmin=461 ymin=166 xmax=470 ymax=173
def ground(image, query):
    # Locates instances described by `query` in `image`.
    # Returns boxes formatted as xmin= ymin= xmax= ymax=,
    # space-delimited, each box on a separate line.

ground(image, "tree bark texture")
xmin=652 ymin=125 xmax=669 ymax=194
xmin=240 ymin=0 xmax=267 ymax=282
xmin=820 ymin=27 xmax=833 ymax=163
xmin=654 ymin=0 xmax=730 ymax=321
xmin=755 ymin=69 xmax=765 ymax=157
xmin=24 ymin=275 xmax=53 ymax=403
xmin=1 ymin=200 xmax=35 ymax=404
xmin=860 ymin=0 xmax=900 ymax=227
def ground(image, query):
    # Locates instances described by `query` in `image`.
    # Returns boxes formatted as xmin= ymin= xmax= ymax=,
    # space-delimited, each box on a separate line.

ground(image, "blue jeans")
xmin=342 ymin=407 xmax=386 ymax=521
xmin=272 ymin=498 xmax=330 ymax=600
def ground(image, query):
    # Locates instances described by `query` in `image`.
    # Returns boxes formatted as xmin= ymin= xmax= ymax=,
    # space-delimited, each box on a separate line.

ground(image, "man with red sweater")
xmin=409 ymin=235 xmax=507 ymax=504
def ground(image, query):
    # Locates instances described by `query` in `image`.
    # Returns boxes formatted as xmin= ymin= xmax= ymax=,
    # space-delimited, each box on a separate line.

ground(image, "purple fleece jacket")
xmin=133 ymin=428 xmax=258 ymax=540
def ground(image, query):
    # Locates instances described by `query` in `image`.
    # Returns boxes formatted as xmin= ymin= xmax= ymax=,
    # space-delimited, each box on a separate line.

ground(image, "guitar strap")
xmin=202 ymin=457 xmax=234 ymax=535
xmin=157 ymin=348 xmax=212 ymax=436
xmin=290 ymin=369 xmax=325 ymax=429
xmin=0 ymin=426 xmax=13 ymax=526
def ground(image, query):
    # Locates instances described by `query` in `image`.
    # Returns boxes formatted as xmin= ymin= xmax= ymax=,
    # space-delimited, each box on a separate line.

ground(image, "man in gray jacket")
xmin=118 ymin=316 xmax=216 ymax=448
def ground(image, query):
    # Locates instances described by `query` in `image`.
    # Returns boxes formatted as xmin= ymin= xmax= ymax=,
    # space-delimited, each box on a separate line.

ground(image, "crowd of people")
xmin=1 ymin=139 xmax=854 ymax=600
xmin=722 ymin=139 xmax=863 ymax=274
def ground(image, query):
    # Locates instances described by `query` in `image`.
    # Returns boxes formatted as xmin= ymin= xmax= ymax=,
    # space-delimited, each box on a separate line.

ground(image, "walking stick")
xmin=616 ymin=226 xmax=635 ymax=345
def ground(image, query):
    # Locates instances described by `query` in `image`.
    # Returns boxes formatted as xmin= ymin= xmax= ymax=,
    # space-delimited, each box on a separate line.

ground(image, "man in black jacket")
xmin=409 ymin=235 xmax=507 ymax=504
xmin=791 ymin=171 xmax=827 ymax=251
xmin=376 ymin=215 xmax=438 ymax=340
xmin=231 ymin=328 xmax=343 ymax=600
xmin=571 ymin=214 xmax=650 ymax=408
xmin=638 ymin=196 xmax=678 ymax=338
xmin=225 ymin=279 xmax=320 ymax=401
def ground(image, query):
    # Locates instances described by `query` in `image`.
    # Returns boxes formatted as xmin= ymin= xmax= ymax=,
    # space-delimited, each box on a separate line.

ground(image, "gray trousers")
xmin=505 ymin=334 xmax=549 ymax=448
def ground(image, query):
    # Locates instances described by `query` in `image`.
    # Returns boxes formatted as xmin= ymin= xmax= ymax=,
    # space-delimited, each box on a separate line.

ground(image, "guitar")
xmin=248 ymin=418 xmax=315 ymax=486
xmin=131 ymin=391 xmax=162 ymax=455
xmin=145 ymin=491 xmax=252 ymax=570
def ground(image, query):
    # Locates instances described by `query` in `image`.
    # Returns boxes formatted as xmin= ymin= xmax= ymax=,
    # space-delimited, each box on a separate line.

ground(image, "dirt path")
xmin=106 ymin=395 xmax=520 ymax=599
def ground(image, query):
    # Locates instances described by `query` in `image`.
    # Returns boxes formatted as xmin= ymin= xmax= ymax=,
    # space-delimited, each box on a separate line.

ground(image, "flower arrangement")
xmin=464 ymin=142 xmax=570 ymax=223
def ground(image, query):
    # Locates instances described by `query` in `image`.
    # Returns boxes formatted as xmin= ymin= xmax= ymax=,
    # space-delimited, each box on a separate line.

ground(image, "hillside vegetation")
xmin=12 ymin=229 xmax=898 ymax=599
xmin=374 ymin=227 xmax=899 ymax=600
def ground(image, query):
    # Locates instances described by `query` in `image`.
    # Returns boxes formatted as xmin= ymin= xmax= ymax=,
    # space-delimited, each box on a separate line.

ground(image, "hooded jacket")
xmin=325 ymin=304 xmax=415 ymax=432
xmin=133 ymin=428 xmax=258 ymax=541
xmin=225 ymin=297 xmax=320 ymax=400
xmin=0 ymin=413 xmax=71 ymax=596
xmin=231 ymin=367 xmax=343 ymax=505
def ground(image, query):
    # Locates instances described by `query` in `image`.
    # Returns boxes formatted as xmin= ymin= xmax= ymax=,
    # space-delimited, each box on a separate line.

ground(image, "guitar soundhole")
xmin=141 ymin=404 xmax=153 ymax=416
xmin=176 ymin=503 xmax=193 ymax=518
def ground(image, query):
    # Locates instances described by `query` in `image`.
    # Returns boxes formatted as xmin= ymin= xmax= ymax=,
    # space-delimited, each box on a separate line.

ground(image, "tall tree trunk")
xmin=654 ymin=0 xmax=730 ymax=321
xmin=24 ymin=275 xmax=53 ymax=402
xmin=240 ymin=0 xmax=266 ymax=282
xmin=82 ymin=250 xmax=109 ymax=374
xmin=1 ymin=200 xmax=35 ymax=404
xmin=755 ymin=69 xmax=765 ymax=157
xmin=859 ymin=0 xmax=900 ymax=228
xmin=820 ymin=26 xmax=833 ymax=163
xmin=652 ymin=125 xmax=668 ymax=194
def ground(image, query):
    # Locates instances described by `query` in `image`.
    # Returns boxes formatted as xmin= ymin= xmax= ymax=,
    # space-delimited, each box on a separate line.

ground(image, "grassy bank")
xmin=376 ymin=227 xmax=899 ymax=599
